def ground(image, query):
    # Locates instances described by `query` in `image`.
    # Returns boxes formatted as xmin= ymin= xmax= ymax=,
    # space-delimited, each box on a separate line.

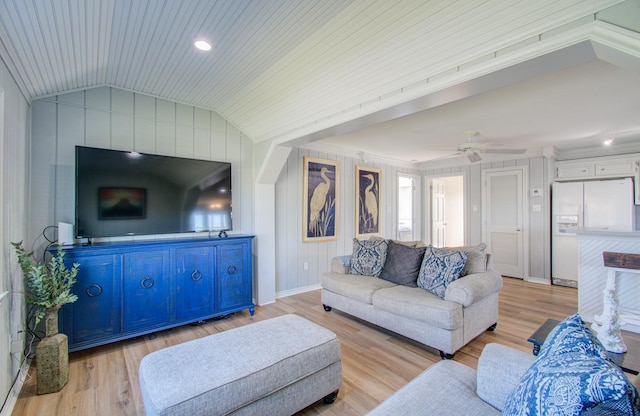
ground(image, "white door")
xmin=431 ymin=179 xmax=446 ymax=247
xmin=484 ymin=168 xmax=525 ymax=278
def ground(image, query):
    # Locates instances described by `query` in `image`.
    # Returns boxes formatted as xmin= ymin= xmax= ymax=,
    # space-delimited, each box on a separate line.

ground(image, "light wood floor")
xmin=12 ymin=278 xmax=587 ymax=415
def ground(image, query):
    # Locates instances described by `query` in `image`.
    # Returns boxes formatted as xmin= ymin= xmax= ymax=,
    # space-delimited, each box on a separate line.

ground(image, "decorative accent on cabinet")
xmin=51 ymin=235 xmax=255 ymax=352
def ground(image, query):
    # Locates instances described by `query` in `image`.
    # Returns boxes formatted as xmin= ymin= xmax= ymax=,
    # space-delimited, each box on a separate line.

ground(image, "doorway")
xmin=427 ymin=175 xmax=464 ymax=247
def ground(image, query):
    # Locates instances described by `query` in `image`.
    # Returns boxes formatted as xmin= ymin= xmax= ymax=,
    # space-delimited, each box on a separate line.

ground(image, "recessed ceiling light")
xmin=194 ymin=40 xmax=212 ymax=51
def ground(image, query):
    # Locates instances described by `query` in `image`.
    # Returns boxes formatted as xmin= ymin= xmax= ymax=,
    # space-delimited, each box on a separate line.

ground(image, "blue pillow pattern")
xmin=503 ymin=313 xmax=640 ymax=416
xmin=349 ymin=239 xmax=388 ymax=277
xmin=416 ymin=246 xmax=467 ymax=298
xmin=537 ymin=313 xmax=609 ymax=362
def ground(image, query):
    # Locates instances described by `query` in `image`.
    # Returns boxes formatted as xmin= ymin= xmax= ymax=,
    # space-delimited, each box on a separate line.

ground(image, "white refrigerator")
xmin=551 ymin=178 xmax=635 ymax=285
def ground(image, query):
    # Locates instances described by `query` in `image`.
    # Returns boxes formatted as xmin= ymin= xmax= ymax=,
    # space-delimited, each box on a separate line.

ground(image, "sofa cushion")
xmin=503 ymin=313 xmax=640 ymax=416
xmin=321 ymin=272 xmax=397 ymax=305
xmin=372 ymin=285 xmax=462 ymax=330
xmin=349 ymin=238 xmax=388 ymax=277
xmin=417 ymin=246 xmax=467 ymax=298
xmin=443 ymin=243 xmax=487 ymax=275
xmin=378 ymin=240 xmax=426 ymax=287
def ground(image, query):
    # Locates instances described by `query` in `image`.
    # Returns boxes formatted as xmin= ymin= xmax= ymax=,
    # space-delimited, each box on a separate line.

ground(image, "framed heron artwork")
xmin=303 ymin=156 xmax=339 ymax=242
xmin=355 ymin=165 xmax=381 ymax=238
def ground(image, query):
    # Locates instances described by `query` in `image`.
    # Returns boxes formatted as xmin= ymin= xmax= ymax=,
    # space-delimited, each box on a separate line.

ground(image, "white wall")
xmin=0 ymin=55 xmax=30 ymax=412
xmin=274 ymin=148 xmax=420 ymax=296
xmin=29 ymin=87 xmax=254 ymax=252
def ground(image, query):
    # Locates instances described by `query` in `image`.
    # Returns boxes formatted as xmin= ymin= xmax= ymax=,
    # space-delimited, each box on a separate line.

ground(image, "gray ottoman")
xmin=139 ymin=314 xmax=342 ymax=416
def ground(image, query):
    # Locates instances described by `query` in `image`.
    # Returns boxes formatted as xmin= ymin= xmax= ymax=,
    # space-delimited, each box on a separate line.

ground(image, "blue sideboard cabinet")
xmin=54 ymin=235 xmax=254 ymax=352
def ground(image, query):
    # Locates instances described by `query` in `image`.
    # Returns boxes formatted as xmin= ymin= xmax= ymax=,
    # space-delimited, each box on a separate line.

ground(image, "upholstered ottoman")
xmin=138 ymin=314 xmax=342 ymax=416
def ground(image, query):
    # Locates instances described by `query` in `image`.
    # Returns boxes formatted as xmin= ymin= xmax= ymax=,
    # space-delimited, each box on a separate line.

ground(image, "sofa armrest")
xmin=331 ymin=255 xmax=352 ymax=274
xmin=476 ymin=343 xmax=535 ymax=411
xmin=444 ymin=269 xmax=503 ymax=307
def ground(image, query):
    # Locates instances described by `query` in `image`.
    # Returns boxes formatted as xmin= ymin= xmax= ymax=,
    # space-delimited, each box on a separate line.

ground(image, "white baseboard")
xmin=276 ymin=284 xmax=321 ymax=299
xmin=525 ymin=277 xmax=551 ymax=285
xmin=1 ymin=357 xmax=30 ymax=416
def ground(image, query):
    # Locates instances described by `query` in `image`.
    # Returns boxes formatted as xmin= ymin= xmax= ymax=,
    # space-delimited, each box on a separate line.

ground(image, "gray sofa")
xmin=321 ymin=241 xmax=503 ymax=358
xmin=367 ymin=342 xmax=640 ymax=415
xmin=367 ymin=343 xmax=533 ymax=415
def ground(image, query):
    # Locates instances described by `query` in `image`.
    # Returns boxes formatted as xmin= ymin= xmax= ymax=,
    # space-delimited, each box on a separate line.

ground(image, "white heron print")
xmin=303 ymin=157 xmax=339 ymax=241
xmin=356 ymin=166 xmax=381 ymax=237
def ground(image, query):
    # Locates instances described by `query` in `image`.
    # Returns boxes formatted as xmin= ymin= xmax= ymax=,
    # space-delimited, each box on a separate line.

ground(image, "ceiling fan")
xmin=456 ymin=130 xmax=527 ymax=162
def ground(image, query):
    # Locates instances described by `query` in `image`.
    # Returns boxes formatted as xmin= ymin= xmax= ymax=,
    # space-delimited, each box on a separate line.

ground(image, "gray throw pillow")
xmin=443 ymin=243 xmax=487 ymax=275
xmin=349 ymin=238 xmax=388 ymax=277
xmin=379 ymin=240 xmax=427 ymax=287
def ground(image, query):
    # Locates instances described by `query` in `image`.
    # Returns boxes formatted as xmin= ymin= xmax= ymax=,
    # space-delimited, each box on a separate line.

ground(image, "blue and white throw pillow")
xmin=416 ymin=246 xmax=467 ymax=298
xmin=349 ymin=238 xmax=388 ymax=277
xmin=503 ymin=313 xmax=640 ymax=416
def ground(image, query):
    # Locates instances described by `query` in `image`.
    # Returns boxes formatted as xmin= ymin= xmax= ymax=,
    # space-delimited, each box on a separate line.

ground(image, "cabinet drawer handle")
xmin=86 ymin=284 xmax=103 ymax=297
xmin=227 ymin=265 xmax=238 ymax=275
xmin=191 ymin=269 xmax=203 ymax=281
xmin=141 ymin=276 xmax=155 ymax=289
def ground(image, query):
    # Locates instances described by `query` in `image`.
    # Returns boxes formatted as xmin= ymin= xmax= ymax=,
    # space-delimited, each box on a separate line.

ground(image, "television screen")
xmin=75 ymin=146 xmax=232 ymax=238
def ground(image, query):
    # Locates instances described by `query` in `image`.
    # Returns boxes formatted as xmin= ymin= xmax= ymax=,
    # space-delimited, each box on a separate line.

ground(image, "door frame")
xmin=424 ymin=172 xmax=468 ymax=246
xmin=481 ymin=166 xmax=529 ymax=280
xmin=396 ymin=172 xmax=421 ymax=242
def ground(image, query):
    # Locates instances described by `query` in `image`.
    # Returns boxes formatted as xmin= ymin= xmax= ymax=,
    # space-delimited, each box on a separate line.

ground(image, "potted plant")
xmin=12 ymin=241 xmax=79 ymax=394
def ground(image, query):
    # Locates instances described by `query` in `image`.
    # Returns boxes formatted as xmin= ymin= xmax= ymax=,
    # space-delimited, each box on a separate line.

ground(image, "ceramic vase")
xmin=36 ymin=307 xmax=69 ymax=394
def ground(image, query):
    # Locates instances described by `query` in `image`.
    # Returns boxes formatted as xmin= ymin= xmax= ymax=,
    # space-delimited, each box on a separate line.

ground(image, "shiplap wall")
xmin=274 ymin=148 xmax=420 ymax=296
xmin=424 ymin=156 xmax=549 ymax=280
xmin=29 ymin=86 xmax=253 ymax=250
xmin=1 ymin=56 xmax=30 ymax=413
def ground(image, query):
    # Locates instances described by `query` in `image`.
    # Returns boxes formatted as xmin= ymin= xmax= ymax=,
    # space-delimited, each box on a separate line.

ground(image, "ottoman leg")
xmin=323 ymin=389 xmax=339 ymax=404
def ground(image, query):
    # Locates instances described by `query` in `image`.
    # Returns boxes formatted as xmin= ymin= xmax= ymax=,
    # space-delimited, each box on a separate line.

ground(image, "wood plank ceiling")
xmin=0 ymin=0 xmax=632 ymax=151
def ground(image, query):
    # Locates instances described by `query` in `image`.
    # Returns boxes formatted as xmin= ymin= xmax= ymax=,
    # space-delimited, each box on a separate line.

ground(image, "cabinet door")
xmin=595 ymin=160 xmax=637 ymax=176
xmin=175 ymin=246 xmax=214 ymax=320
xmin=217 ymin=243 xmax=252 ymax=312
xmin=556 ymin=163 xmax=593 ymax=180
xmin=61 ymin=254 xmax=122 ymax=346
xmin=123 ymin=250 xmax=170 ymax=332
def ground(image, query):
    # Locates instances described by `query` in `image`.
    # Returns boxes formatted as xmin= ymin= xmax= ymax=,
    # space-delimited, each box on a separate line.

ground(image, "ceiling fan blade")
xmin=467 ymin=152 xmax=482 ymax=162
xmin=483 ymin=148 xmax=527 ymax=154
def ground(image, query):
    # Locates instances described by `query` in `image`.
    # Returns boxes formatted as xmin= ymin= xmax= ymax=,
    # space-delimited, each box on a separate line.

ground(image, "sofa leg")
xmin=439 ymin=351 xmax=455 ymax=360
xmin=323 ymin=389 xmax=339 ymax=404
xmin=323 ymin=304 xmax=332 ymax=312
xmin=487 ymin=323 xmax=497 ymax=331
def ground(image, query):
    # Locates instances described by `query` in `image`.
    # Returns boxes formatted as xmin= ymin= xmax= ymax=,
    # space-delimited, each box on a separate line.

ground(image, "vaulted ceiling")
xmin=1 ymin=0 xmax=639 ymax=166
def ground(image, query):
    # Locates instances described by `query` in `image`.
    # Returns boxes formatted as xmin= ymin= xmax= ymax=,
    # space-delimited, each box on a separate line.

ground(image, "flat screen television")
xmin=75 ymin=146 xmax=232 ymax=238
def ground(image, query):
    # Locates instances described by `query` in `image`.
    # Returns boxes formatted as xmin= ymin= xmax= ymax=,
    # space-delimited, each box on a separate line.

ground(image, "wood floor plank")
xmin=11 ymin=277 xmax=592 ymax=415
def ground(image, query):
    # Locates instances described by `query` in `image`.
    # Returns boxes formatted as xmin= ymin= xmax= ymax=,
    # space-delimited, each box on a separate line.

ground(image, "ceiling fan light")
xmin=467 ymin=152 xmax=482 ymax=163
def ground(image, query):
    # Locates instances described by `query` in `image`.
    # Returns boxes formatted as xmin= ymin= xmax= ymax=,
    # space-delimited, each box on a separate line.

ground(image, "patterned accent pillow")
xmin=537 ymin=313 xmax=609 ymax=361
xmin=416 ymin=246 xmax=467 ymax=298
xmin=378 ymin=240 xmax=427 ymax=287
xmin=349 ymin=238 xmax=388 ymax=277
xmin=503 ymin=314 xmax=640 ymax=416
